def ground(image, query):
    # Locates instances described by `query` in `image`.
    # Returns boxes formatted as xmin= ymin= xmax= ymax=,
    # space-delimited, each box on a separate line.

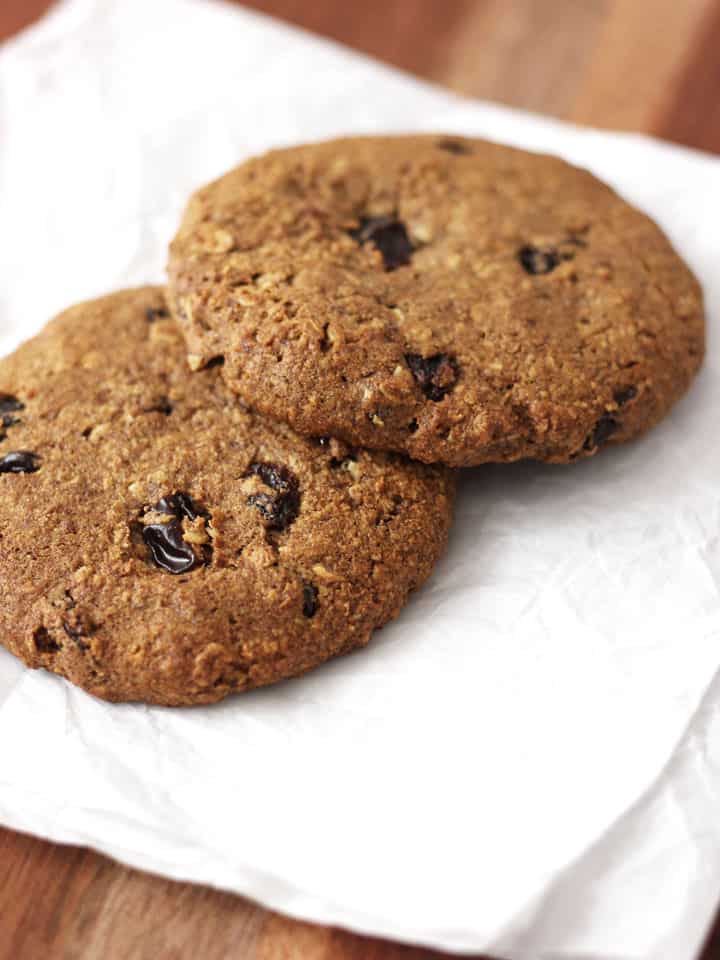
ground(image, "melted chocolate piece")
xmin=585 ymin=413 xmax=619 ymax=451
xmin=142 ymin=492 xmax=209 ymax=574
xmin=405 ymin=353 xmax=459 ymax=401
xmin=33 ymin=626 xmax=59 ymax=653
xmin=0 ymin=394 xmax=24 ymax=415
xmin=302 ymin=583 xmax=319 ymax=618
xmin=0 ymin=451 xmax=40 ymax=473
xmin=204 ymin=355 xmax=225 ymax=369
xmin=142 ymin=519 xmax=197 ymax=574
xmin=350 ymin=216 xmax=413 ymax=271
xmin=518 ymin=245 xmax=561 ymax=275
xmin=247 ymin=462 xmax=300 ymax=531
xmin=614 ymin=385 xmax=637 ymax=406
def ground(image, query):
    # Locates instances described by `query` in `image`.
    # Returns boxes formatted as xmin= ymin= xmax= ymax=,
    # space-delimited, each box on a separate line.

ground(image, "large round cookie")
xmin=168 ymin=135 xmax=704 ymax=467
xmin=0 ymin=288 xmax=454 ymax=706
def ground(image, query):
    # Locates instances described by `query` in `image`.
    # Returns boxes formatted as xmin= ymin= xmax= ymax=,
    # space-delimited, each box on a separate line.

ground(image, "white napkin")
xmin=1 ymin=1 xmax=719 ymax=956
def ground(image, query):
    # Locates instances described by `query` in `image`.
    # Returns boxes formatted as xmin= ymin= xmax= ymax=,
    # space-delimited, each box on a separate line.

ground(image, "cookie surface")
xmin=168 ymin=135 xmax=704 ymax=467
xmin=0 ymin=288 xmax=454 ymax=706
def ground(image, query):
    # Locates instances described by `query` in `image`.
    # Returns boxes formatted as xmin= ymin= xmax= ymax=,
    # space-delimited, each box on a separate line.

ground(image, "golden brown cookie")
xmin=0 ymin=288 xmax=454 ymax=706
xmin=168 ymin=135 xmax=704 ymax=467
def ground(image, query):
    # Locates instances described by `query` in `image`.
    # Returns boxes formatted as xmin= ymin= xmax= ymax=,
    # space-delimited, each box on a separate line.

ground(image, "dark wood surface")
xmin=1 ymin=1 xmax=720 ymax=958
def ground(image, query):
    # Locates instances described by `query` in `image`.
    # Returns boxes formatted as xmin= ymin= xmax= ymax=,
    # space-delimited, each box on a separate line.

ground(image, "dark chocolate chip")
xmin=145 ymin=307 xmax=169 ymax=323
xmin=350 ymin=216 xmax=413 ymax=271
xmin=518 ymin=245 xmax=560 ymax=275
xmin=0 ymin=451 xmax=40 ymax=473
xmin=405 ymin=353 xmax=459 ymax=401
xmin=247 ymin=462 xmax=300 ymax=531
xmin=33 ymin=626 xmax=59 ymax=654
xmin=0 ymin=396 xmax=25 ymax=440
xmin=435 ymin=139 xmax=471 ymax=155
xmin=204 ymin=355 xmax=225 ymax=369
xmin=408 ymin=419 xmax=419 ymax=433
xmin=155 ymin=491 xmax=207 ymax=522
xmin=614 ymin=386 xmax=637 ymax=406
xmin=0 ymin=395 xmax=24 ymax=415
xmin=142 ymin=492 xmax=210 ymax=574
xmin=584 ymin=413 xmax=619 ymax=451
xmin=302 ymin=583 xmax=319 ymax=618
xmin=142 ymin=519 xmax=197 ymax=574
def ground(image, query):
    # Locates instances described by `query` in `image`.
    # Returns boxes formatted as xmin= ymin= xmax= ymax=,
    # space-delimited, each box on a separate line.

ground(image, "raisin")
xmin=302 ymin=583 xmax=319 ymax=618
xmin=584 ymin=413 xmax=619 ymax=451
xmin=0 ymin=451 xmax=40 ymax=473
xmin=518 ymin=245 xmax=560 ymax=275
xmin=247 ymin=463 xmax=300 ymax=531
xmin=145 ymin=306 xmax=169 ymax=323
xmin=350 ymin=216 xmax=413 ymax=271
xmin=405 ymin=353 xmax=459 ymax=401
xmin=204 ymin=355 xmax=225 ymax=369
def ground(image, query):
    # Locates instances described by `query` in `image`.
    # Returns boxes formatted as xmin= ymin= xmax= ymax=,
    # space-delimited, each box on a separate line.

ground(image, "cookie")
xmin=0 ymin=288 xmax=454 ymax=706
xmin=167 ymin=135 xmax=704 ymax=467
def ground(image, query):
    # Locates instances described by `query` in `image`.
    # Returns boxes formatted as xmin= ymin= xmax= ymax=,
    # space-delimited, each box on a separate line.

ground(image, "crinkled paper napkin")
xmin=1 ymin=1 xmax=720 ymax=957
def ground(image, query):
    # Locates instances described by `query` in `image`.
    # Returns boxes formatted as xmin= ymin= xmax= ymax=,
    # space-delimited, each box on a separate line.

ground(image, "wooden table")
xmin=2 ymin=1 xmax=719 ymax=958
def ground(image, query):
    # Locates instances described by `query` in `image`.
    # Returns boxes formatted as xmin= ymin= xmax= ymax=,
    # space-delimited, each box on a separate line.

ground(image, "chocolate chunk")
xmin=33 ymin=626 xmax=59 ymax=654
xmin=0 ymin=395 xmax=25 ymax=440
xmin=142 ymin=519 xmax=197 ymax=574
xmin=614 ymin=386 xmax=637 ymax=406
xmin=302 ymin=583 xmax=319 ymax=618
xmin=518 ymin=245 xmax=560 ymax=275
xmin=435 ymin=139 xmax=471 ymax=155
xmin=142 ymin=492 xmax=210 ymax=574
xmin=0 ymin=451 xmax=40 ymax=473
xmin=145 ymin=307 xmax=169 ymax=323
xmin=405 ymin=353 xmax=459 ymax=401
xmin=204 ymin=355 xmax=225 ymax=369
xmin=585 ymin=413 xmax=619 ymax=451
xmin=155 ymin=491 xmax=206 ymax=521
xmin=350 ymin=216 xmax=413 ymax=271
xmin=247 ymin=462 xmax=300 ymax=531
xmin=0 ymin=395 xmax=24 ymax=415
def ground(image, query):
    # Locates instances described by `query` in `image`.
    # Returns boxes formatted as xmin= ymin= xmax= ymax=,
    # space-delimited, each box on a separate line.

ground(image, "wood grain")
xmin=1 ymin=0 xmax=719 ymax=958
